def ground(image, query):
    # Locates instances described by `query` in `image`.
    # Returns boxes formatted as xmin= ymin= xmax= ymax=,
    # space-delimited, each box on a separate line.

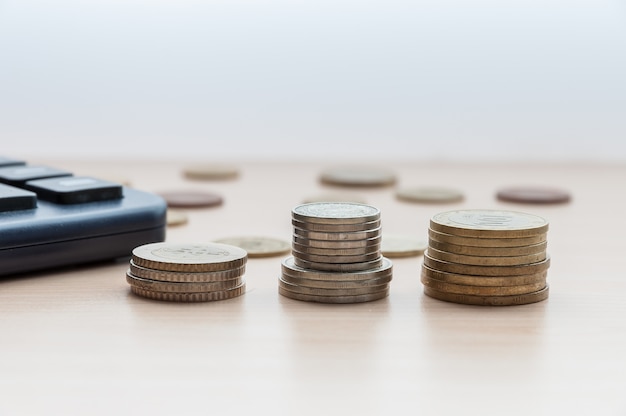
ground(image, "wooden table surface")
xmin=1 ymin=160 xmax=625 ymax=415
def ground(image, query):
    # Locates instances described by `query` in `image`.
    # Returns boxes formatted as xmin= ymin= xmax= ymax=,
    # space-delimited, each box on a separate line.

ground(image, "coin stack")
xmin=280 ymin=202 xmax=393 ymax=303
xmin=127 ymin=242 xmax=247 ymax=302
xmin=421 ymin=209 xmax=550 ymax=306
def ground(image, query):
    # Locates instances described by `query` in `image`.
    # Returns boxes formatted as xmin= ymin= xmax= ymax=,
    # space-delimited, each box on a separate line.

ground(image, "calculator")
xmin=0 ymin=157 xmax=167 ymax=276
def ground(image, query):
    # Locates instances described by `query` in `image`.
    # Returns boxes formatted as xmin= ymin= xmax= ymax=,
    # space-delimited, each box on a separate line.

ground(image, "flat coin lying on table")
xmin=158 ymin=191 xmax=223 ymax=208
xmin=213 ymin=236 xmax=291 ymax=258
xmin=319 ymin=166 xmax=396 ymax=187
xmin=166 ymin=209 xmax=188 ymax=227
xmin=496 ymin=187 xmax=571 ymax=204
xmin=381 ymin=234 xmax=427 ymax=258
xmin=396 ymin=187 xmax=464 ymax=203
xmin=132 ymin=242 xmax=247 ymax=273
xmin=183 ymin=164 xmax=239 ymax=180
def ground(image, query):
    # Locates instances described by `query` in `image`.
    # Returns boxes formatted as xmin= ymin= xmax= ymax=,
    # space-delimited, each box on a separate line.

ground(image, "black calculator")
xmin=0 ymin=157 xmax=167 ymax=276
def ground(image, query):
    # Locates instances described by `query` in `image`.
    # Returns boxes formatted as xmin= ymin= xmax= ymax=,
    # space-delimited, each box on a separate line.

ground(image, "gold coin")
xmin=280 ymin=273 xmax=392 ymax=289
xmin=126 ymin=271 xmax=243 ymax=293
xmin=396 ymin=187 xmax=464 ymax=203
xmin=426 ymin=246 xmax=547 ymax=266
xmin=423 ymin=285 xmax=549 ymax=306
xmin=166 ymin=209 xmax=188 ymax=227
xmin=420 ymin=274 xmax=546 ymax=296
xmin=381 ymin=234 xmax=427 ymax=258
xmin=423 ymin=252 xmax=550 ymax=276
xmin=428 ymin=239 xmax=547 ymax=256
xmin=319 ymin=166 xmax=396 ymax=187
xmin=132 ymin=242 xmax=247 ymax=273
xmin=212 ymin=236 xmax=290 ymax=258
xmin=279 ymin=286 xmax=389 ymax=304
xmin=428 ymin=228 xmax=547 ymax=247
xmin=292 ymin=218 xmax=381 ymax=232
xmin=183 ymin=164 xmax=239 ymax=180
xmin=294 ymin=256 xmax=383 ymax=272
xmin=282 ymin=256 xmax=393 ymax=281
xmin=130 ymin=282 xmax=246 ymax=302
xmin=421 ymin=264 xmax=548 ymax=287
xmin=430 ymin=210 xmax=549 ymax=238
xmin=129 ymin=260 xmax=245 ymax=283
xmin=279 ymin=277 xmax=389 ymax=296
xmin=292 ymin=249 xmax=381 ymax=264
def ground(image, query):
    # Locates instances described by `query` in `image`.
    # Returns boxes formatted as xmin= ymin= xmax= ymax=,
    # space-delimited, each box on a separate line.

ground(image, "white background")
xmin=1 ymin=0 xmax=625 ymax=161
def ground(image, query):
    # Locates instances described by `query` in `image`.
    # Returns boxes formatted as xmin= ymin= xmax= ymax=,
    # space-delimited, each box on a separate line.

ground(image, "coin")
xmin=293 ymin=256 xmax=383 ymax=272
xmin=396 ymin=187 xmax=464 ymax=203
xmin=381 ymin=234 xmax=427 ymax=258
xmin=496 ymin=187 xmax=571 ymax=204
xmin=292 ymin=248 xmax=381 ymax=264
xmin=166 ymin=209 xmax=188 ymax=227
xmin=126 ymin=271 xmax=243 ymax=293
xmin=158 ymin=191 xmax=223 ymax=208
xmin=212 ymin=236 xmax=290 ymax=258
xmin=279 ymin=277 xmax=388 ymax=296
xmin=423 ymin=251 xmax=550 ymax=276
xmin=423 ymin=285 xmax=549 ymax=306
xmin=183 ymin=164 xmax=239 ymax=180
xmin=279 ymin=286 xmax=389 ymax=304
xmin=130 ymin=260 xmax=246 ymax=282
xmin=292 ymin=241 xmax=381 ymax=256
xmin=130 ymin=282 xmax=246 ymax=302
xmin=293 ymin=226 xmax=382 ymax=241
xmin=281 ymin=256 xmax=393 ymax=281
xmin=421 ymin=264 xmax=548 ymax=287
xmin=280 ymin=273 xmax=393 ymax=289
xmin=302 ymin=193 xmax=367 ymax=204
xmin=426 ymin=246 xmax=547 ymax=266
xmin=428 ymin=239 xmax=547 ymax=257
xmin=132 ymin=242 xmax=247 ymax=272
xmin=293 ymin=235 xmax=382 ymax=249
xmin=292 ymin=202 xmax=380 ymax=224
xmin=430 ymin=210 xmax=549 ymax=238
xmin=420 ymin=274 xmax=546 ymax=296
xmin=428 ymin=228 xmax=547 ymax=247
xmin=291 ymin=218 xmax=381 ymax=233
xmin=319 ymin=167 xmax=396 ymax=187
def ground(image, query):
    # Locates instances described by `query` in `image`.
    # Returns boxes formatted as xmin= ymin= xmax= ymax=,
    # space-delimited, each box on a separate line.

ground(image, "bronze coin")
xmin=158 ymin=191 xmax=223 ymax=208
xmin=496 ymin=187 xmax=571 ymax=204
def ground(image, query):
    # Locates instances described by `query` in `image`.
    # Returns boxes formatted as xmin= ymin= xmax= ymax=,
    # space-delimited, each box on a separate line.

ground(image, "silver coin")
xmin=291 ymin=218 xmax=381 ymax=232
xmin=126 ymin=271 xmax=243 ymax=293
xmin=292 ymin=249 xmax=381 ymax=264
xmin=129 ymin=260 xmax=246 ymax=283
xmin=396 ymin=187 xmax=464 ymax=203
xmin=280 ymin=272 xmax=392 ymax=289
xmin=381 ymin=234 xmax=427 ymax=258
xmin=279 ymin=286 xmax=389 ymax=304
xmin=294 ymin=256 xmax=383 ymax=272
xmin=319 ymin=167 xmax=396 ymax=188
xmin=292 ymin=241 xmax=381 ymax=256
xmin=279 ymin=276 xmax=389 ymax=296
xmin=293 ymin=226 xmax=382 ymax=241
xmin=292 ymin=202 xmax=380 ymax=224
xmin=293 ymin=235 xmax=382 ymax=249
xmin=282 ymin=256 xmax=393 ymax=281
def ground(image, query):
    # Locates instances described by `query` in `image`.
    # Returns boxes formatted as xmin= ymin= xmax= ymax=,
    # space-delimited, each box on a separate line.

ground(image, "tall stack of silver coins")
xmin=279 ymin=202 xmax=393 ymax=303
xmin=127 ymin=242 xmax=247 ymax=302
xmin=421 ymin=209 xmax=550 ymax=306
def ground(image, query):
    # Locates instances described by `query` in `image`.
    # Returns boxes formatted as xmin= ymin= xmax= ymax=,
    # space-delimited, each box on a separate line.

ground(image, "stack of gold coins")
xmin=127 ymin=242 xmax=247 ymax=302
xmin=280 ymin=202 xmax=392 ymax=303
xmin=421 ymin=209 xmax=550 ymax=306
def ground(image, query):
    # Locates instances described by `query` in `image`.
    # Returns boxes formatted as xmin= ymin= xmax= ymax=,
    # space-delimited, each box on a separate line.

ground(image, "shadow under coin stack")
xmin=422 ymin=210 xmax=550 ymax=306
xmin=127 ymin=242 xmax=247 ymax=302
xmin=279 ymin=202 xmax=393 ymax=304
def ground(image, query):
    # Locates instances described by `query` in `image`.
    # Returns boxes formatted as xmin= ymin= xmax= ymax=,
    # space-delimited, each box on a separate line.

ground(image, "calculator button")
xmin=0 ymin=157 xmax=26 ymax=168
xmin=26 ymin=176 xmax=124 ymax=204
xmin=0 ymin=183 xmax=37 ymax=212
xmin=0 ymin=166 xmax=72 ymax=187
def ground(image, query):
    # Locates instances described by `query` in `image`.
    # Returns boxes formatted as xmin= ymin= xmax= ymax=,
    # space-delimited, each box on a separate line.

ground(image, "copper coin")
xmin=496 ymin=187 xmax=571 ymax=204
xmin=158 ymin=191 xmax=223 ymax=208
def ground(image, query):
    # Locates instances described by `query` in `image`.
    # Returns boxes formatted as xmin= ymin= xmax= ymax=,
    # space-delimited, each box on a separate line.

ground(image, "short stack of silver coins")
xmin=126 ymin=242 xmax=247 ymax=302
xmin=279 ymin=202 xmax=393 ymax=303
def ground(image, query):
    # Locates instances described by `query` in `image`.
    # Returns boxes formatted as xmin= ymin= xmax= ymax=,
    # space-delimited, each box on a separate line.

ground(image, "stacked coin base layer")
xmin=127 ymin=242 xmax=247 ymax=302
xmin=281 ymin=202 xmax=392 ymax=303
xmin=422 ymin=210 xmax=550 ymax=306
